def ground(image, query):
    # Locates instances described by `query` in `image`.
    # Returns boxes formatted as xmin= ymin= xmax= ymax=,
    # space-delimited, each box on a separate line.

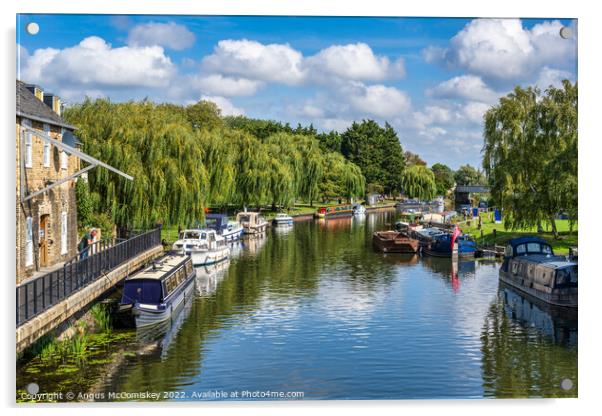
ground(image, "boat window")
xmin=511 ymin=262 xmax=518 ymax=274
xmin=527 ymin=242 xmax=543 ymax=253
xmin=555 ymin=266 xmax=578 ymax=288
xmin=164 ymin=275 xmax=177 ymax=295
xmin=200 ymin=233 xmax=207 ymax=240
xmin=239 ymin=215 xmax=250 ymax=222
xmin=505 ymin=245 xmax=513 ymax=257
xmin=516 ymin=244 xmax=526 ymax=255
xmin=185 ymin=260 xmax=193 ymax=275
xmin=541 ymin=244 xmax=552 ymax=254
xmin=182 ymin=231 xmax=200 ymax=239
xmin=123 ymin=280 xmax=162 ymax=304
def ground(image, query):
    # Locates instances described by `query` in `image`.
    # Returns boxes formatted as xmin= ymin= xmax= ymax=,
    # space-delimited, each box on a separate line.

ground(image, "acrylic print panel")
xmin=15 ymin=14 xmax=578 ymax=402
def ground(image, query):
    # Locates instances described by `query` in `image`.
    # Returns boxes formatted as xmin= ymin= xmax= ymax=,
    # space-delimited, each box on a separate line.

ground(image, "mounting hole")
xmin=560 ymin=378 xmax=573 ymax=390
xmin=26 ymin=22 xmax=40 ymax=35
xmin=559 ymin=26 xmax=572 ymax=39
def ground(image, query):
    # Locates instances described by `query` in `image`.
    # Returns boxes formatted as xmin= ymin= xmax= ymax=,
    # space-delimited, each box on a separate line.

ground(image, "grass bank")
xmin=458 ymin=213 xmax=577 ymax=255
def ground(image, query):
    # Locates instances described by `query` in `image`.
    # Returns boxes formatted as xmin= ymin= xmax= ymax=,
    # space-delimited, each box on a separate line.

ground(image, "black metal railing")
xmin=16 ymin=227 xmax=162 ymax=327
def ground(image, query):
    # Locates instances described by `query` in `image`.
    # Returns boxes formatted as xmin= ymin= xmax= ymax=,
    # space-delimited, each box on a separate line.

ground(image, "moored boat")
xmin=373 ymin=231 xmax=419 ymax=253
xmin=172 ymin=229 xmax=230 ymax=266
xmin=499 ymin=236 xmax=577 ymax=308
xmin=118 ymin=254 xmax=196 ymax=328
xmin=352 ymin=203 xmax=366 ymax=215
xmin=272 ymin=212 xmax=294 ymax=226
xmin=415 ymin=226 xmax=476 ymax=258
xmin=205 ymin=213 xmax=243 ymax=241
xmin=236 ymin=211 xmax=269 ymax=234
xmin=315 ymin=204 xmax=354 ymax=218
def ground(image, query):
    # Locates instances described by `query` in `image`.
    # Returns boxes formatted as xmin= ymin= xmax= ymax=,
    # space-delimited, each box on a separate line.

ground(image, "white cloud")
xmin=20 ymin=36 xmax=175 ymax=91
xmin=425 ymin=19 xmax=576 ymax=85
xmin=202 ymin=39 xmax=305 ymax=85
xmin=320 ymin=118 xmax=354 ymax=132
xmin=428 ymin=75 xmax=499 ymax=104
xmin=200 ymin=95 xmax=245 ymax=116
xmin=304 ymin=43 xmax=405 ymax=82
xmin=345 ymin=83 xmax=411 ymax=118
xmin=535 ymin=66 xmax=573 ymax=90
xmin=191 ymin=74 xmax=263 ymax=97
xmin=462 ymin=101 xmax=490 ymax=124
xmin=127 ymin=21 xmax=195 ymax=50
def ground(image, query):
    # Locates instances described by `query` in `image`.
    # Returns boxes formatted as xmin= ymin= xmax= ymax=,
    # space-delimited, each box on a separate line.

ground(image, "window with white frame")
xmin=25 ymin=216 xmax=33 ymax=266
xmin=61 ymin=211 xmax=68 ymax=255
xmin=22 ymin=119 xmax=32 ymax=168
xmin=43 ymin=123 xmax=51 ymax=167
xmin=60 ymin=128 xmax=68 ymax=170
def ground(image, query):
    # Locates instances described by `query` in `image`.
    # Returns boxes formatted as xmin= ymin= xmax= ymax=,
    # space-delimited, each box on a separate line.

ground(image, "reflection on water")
xmin=16 ymin=209 xmax=577 ymax=400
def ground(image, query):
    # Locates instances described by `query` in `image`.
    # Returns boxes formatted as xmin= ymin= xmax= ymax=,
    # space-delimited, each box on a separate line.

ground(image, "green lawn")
xmin=458 ymin=213 xmax=577 ymax=255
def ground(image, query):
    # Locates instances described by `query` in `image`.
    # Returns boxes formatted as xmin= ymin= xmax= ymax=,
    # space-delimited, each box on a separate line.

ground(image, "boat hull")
xmin=222 ymin=228 xmax=243 ymax=241
xmin=499 ymin=270 xmax=577 ymax=308
xmin=273 ymin=219 xmax=293 ymax=226
xmin=190 ymin=246 xmax=230 ymax=266
xmin=132 ymin=273 xmax=196 ymax=328
xmin=373 ymin=231 xmax=419 ymax=254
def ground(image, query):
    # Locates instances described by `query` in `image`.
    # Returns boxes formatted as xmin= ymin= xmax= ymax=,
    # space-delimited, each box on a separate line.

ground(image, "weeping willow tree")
xmin=401 ymin=165 xmax=436 ymax=200
xmin=320 ymin=153 xmax=365 ymax=202
xmin=483 ymin=81 xmax=577 ymax=237
xmin=64 ymin=99 xmax=209 ymax=229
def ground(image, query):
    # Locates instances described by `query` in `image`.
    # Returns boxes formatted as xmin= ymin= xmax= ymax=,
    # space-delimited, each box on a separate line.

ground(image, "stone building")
xmin=16 ymin=81 xmax=80 ymax=284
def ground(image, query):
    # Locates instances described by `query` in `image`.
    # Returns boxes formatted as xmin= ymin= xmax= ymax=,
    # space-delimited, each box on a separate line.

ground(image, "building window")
xmin=25 ymin=217 xmax=34 ymax=266
xmin=43 ymin=124 xmax=51 ymax=167
xmin=22 ymin=119 xmax=33 ymax=168
xmin=60 ymin=128 xmax=68 ymax=170
xmin=61 ymin=211 xmax=68 ymax=255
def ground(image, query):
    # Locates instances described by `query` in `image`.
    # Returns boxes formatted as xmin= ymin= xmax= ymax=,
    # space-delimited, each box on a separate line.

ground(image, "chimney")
xmin=43 ymin=93 xmax=62 ymax=116
xmin=25 ymin=84 xmax=44 ymax=102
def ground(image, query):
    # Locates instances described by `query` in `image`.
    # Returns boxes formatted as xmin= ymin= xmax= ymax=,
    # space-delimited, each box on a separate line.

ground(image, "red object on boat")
xmin=450 ymin=226 xmax=461 ymax=250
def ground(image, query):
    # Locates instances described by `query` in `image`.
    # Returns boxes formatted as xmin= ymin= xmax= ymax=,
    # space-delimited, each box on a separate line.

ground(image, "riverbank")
xmin=459 ymin=215 xmax=577 ymax=255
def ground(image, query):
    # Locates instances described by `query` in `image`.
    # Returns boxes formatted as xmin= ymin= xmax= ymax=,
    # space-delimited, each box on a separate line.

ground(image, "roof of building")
xmin=16 ymin=80 xmax=76 ymax=130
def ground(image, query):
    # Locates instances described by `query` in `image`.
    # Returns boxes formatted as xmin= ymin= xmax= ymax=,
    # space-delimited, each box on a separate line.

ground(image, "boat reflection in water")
xmin=482 ymin=281 xmax=578 ymax=397
xmin=421 ymin=255 xmax=476 ymax=292
xmin=134 ymin=281 xmax=196 ymax=360
xmin=195 ymin=261 xmax=230 ymax=296
xmin=499 ymin=281 xmax=577 ymax=346
xmin=239 ymin=233 xmax=267 ymax=256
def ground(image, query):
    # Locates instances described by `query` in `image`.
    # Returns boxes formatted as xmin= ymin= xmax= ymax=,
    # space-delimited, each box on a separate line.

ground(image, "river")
xmin=16 ymin=209 xmax=577 ymax=401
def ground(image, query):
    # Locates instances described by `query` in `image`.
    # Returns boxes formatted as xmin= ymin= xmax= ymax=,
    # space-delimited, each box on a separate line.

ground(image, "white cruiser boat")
xmin=272 ymin=213 xmax=294 ymax=226
xmin=172 ymin=229 xmax=230 ymax=266
xmin=236 ymin=211 xmax=268 ymax=234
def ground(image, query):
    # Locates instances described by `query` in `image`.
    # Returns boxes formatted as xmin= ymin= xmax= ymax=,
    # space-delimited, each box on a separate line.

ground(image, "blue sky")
xmin=17 ymin=14 xmax=577 ymax=168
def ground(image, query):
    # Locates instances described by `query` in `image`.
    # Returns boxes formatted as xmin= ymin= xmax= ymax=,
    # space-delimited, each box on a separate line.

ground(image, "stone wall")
xmin=16 ymin=117 xmax=81 ymax=284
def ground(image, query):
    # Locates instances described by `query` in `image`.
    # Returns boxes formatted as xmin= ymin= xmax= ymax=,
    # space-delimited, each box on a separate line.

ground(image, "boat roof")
xmin=126 ymin=255 xmax=190 ymax=281
xmin=206 ymin=213 xmax=228 ymax=219
xmin=513 ymin=254 xmax=576 ymax=269
xmin=508 ymin=236 xmax=551 ymax=248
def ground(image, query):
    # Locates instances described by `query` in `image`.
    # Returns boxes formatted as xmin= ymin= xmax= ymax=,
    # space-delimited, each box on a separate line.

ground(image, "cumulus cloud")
xmin=127 ymin=21 xmax=195 ymax=50
xmin=191 ymin=74 xmax=263 ymax=97
xmin=304 ymin=42 xmax=405 ymax=82
xmin=202 ymin=39 xmax=305 ymax=85
xmin=535 ymin=66 xmax=574 ymax=90
xmin=427 ymin=75 xmax=500 ymax=104
xmin=200 ymin=95 xmax=245 ymax=116
xmin=20 ymin=36 xmax=175 ymax=92
xmin=424 ymin=19 xmax=576 ymax=85
xmin=345 ymin=83 xmax=411 ymax=118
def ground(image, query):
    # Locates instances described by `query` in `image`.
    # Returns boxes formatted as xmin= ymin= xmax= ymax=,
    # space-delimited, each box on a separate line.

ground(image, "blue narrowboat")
xmin=119 ymin=254 xmax=196 ymax=328
xmin=499 ymin=236 xmax=577 ymax=308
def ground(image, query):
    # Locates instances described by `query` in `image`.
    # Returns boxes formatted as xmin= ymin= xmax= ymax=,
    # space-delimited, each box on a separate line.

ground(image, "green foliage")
xmin=186 ymin=100 xmax=223 ymax=131
xmin=90 ymin=303 xmax=112 ymax=333
xmin=65 ymin=99 xmax=366 ymax=226
xmin=431 ymin=163 xmax=455 ymax=196
xmin=75 ymin=179 xmax=93 ymax=227
xmin=341 ymin=120 xmax=405 ymax=194
xmin=401 ymin=165 xmax=437 ymax=200
xmin=483 ymin=80 xmax=578 ymax=237
xmin=89 ymin=212 xmax=114 ymax=237
xmin=404 ymin=151 xmax=426 ymax=167
xmin=316 ymin=131 xmax=343 ymax=153
xmin=64 ymin=99 xmax=209 ymax=228
xmin=454 ymin=164 xmax=486 ymax=186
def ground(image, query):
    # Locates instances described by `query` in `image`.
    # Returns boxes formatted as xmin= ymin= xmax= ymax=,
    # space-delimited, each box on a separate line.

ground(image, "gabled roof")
xmin=507 ymin=236 xmax=550 ymax=248
xmin=16 ymin=80 xmax=76 ymax=130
